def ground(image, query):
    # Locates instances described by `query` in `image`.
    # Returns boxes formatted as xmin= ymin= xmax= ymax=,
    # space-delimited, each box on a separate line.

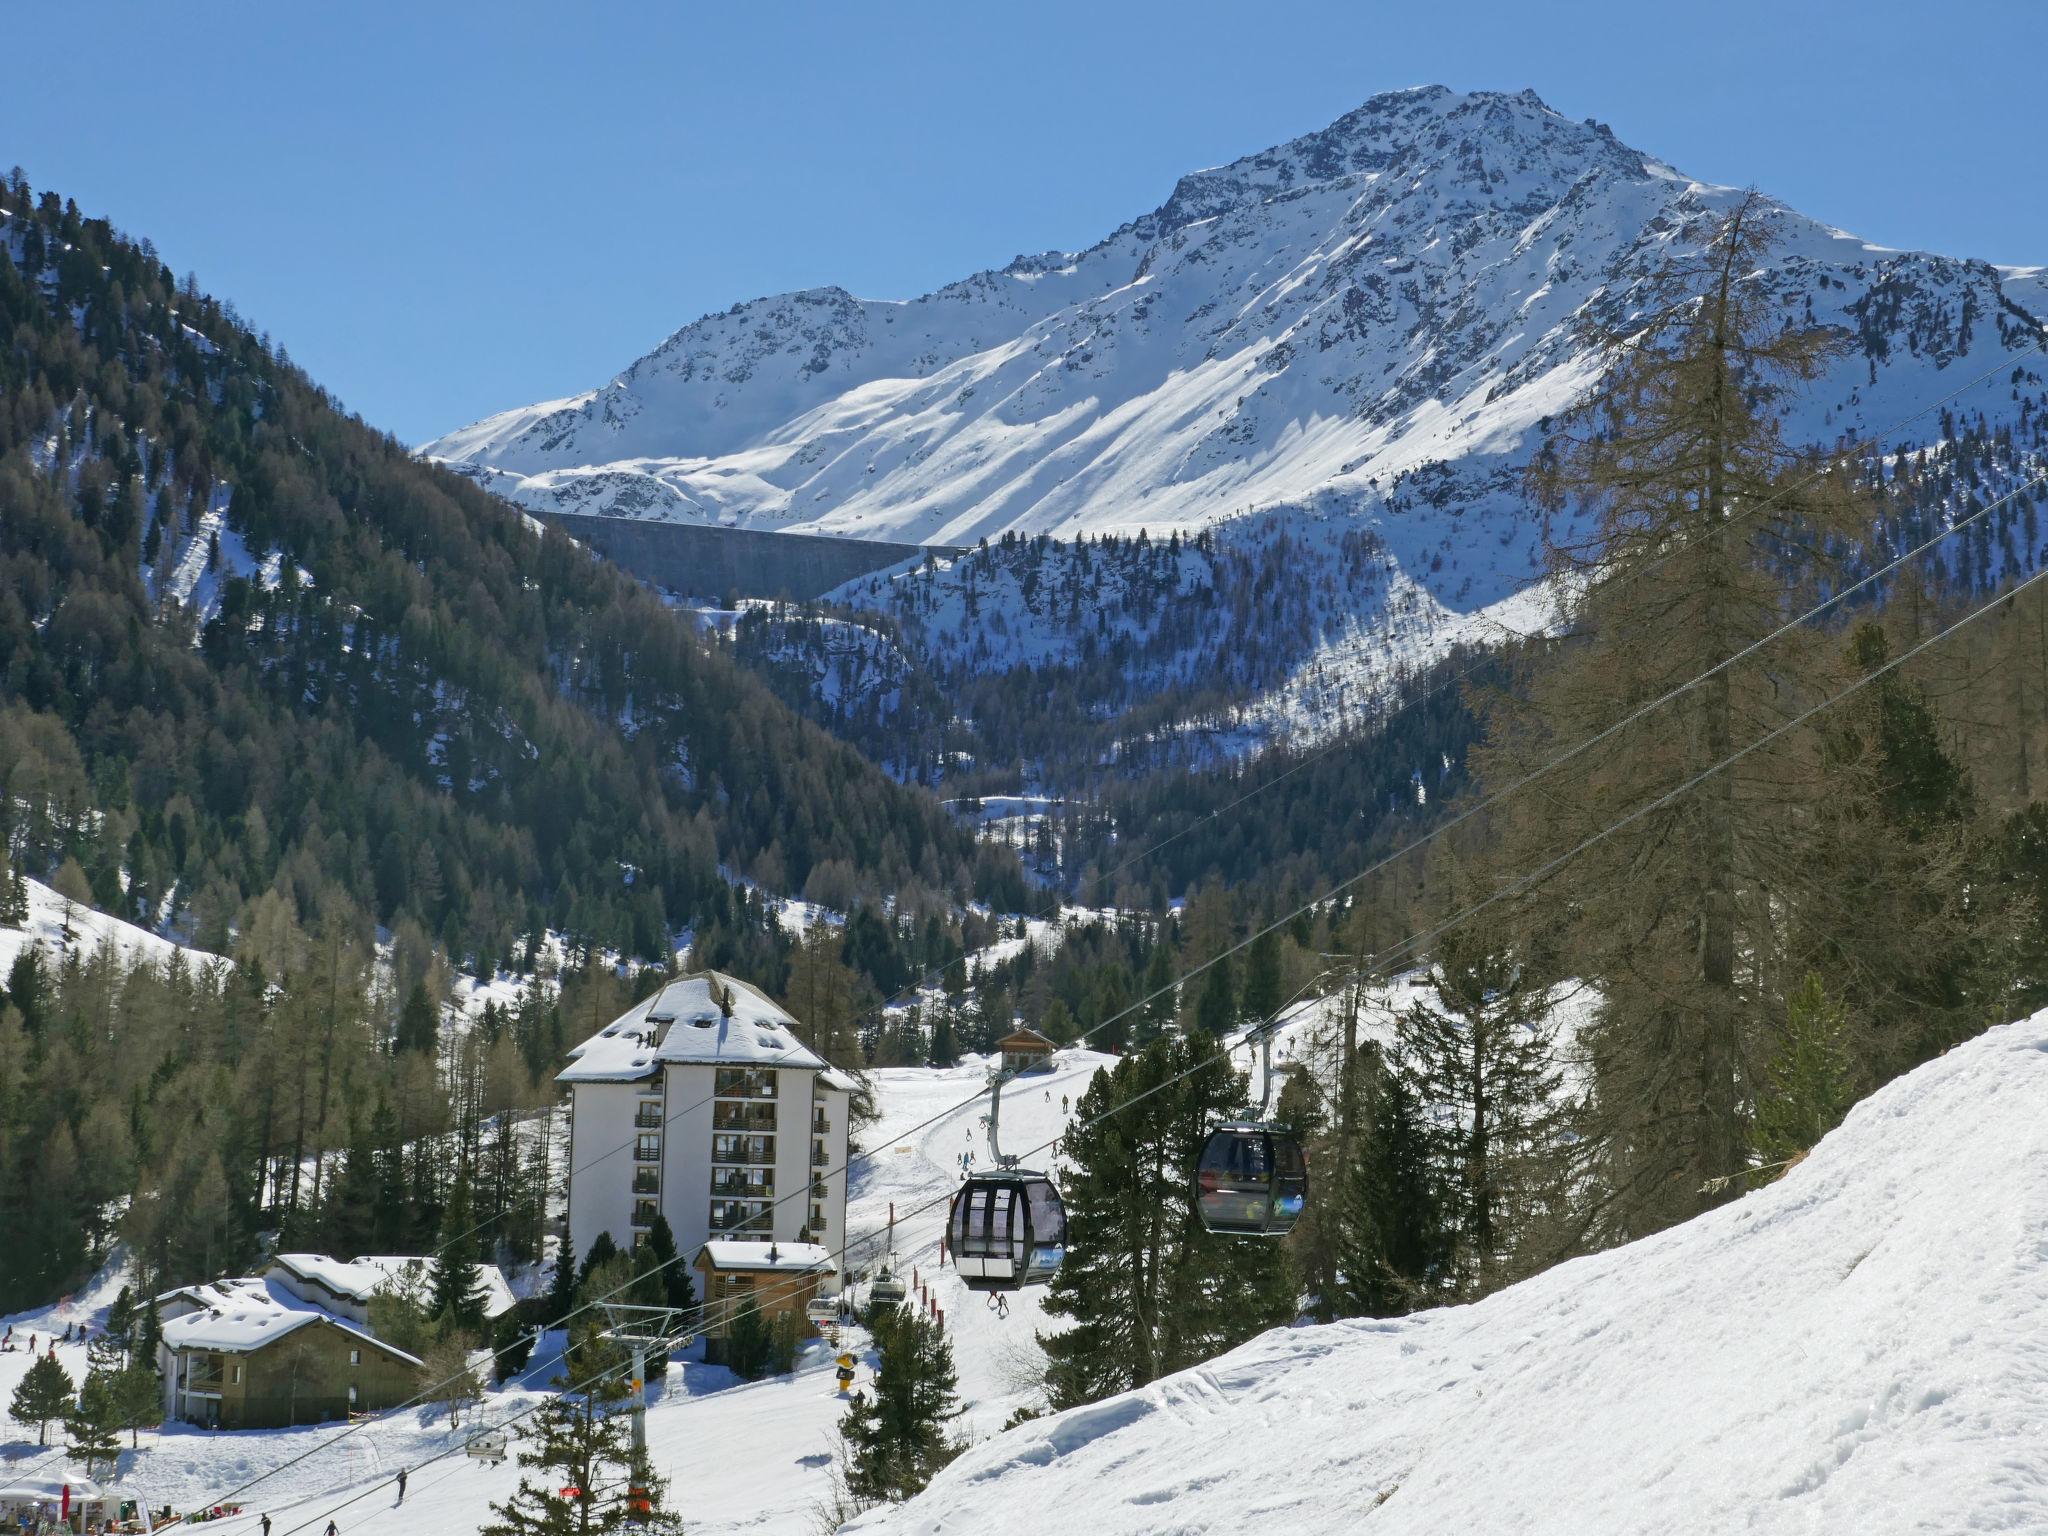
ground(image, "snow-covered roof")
xmin=268 ymin=1251 xmax=515 ymax=1319
xmin=559 ymin=971 xmax=827 ymax=1083
xmin=157 ymin=1276 xmax=420 ymax=1364
xmin=352 ymin=1254 xmax=517 ymax=1319
xmin=820 ymin=1067 xmax=859 ymax=1094
xmin=696 ymin=1241 xmax=837 ymax=1275
xmin=271 ymin=1251 xmax=378 ymax=1303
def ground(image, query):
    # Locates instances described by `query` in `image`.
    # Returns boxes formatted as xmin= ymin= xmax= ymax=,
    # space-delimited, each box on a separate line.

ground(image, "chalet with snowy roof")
xmin=559 ymin=971 xmax=851 ymax=1288
xmin=996 ymin=1025 xmax=1057 ymax=1075
xmin=154 ymin=1276 xmax=421 ymax=1429
xmin=695 ymin=1241 xmax=837 ymax=1363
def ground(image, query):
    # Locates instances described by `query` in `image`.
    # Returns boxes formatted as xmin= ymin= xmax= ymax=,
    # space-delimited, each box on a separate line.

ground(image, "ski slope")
xmin=0 ymin=1052 xmax=1114 ymax=1535
xmin=848 ymin=1016 xmax=2048 ymax=1535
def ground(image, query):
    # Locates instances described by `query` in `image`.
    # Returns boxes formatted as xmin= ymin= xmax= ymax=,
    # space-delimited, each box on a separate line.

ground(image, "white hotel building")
xmin=559 ymin=972 xmax=851 ymax=1286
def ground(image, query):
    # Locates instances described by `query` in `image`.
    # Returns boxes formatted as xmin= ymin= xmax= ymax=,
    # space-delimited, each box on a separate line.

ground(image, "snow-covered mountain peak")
xmin=423 ymin=86 xmax=2045 ymax=558
xmin=1145 ymin=85 xmax=1646 ymax=237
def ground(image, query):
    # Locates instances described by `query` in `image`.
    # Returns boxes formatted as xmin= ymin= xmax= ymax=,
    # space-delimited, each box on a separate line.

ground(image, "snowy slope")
xmin=426 ymin=86 xmax=2048 ymax=568
xmin=848 ymin=1016 xmax=2048 ymax=1535
xmin=0 ymin=874 xmax=226 ymax=978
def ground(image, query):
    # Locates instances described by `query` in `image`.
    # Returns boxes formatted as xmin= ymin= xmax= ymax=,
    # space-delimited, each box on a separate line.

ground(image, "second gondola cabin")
xmin=1194 ymin=1122 xmax=1307 ymax=1238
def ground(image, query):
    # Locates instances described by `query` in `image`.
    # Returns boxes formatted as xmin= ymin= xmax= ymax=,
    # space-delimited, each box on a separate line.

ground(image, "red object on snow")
xmin=60 ymin=1486 xmax=70 ymax=1521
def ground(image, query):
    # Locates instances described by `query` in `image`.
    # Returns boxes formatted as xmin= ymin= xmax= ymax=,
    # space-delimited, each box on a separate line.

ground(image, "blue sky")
xmin=7 ymin=1 xmax=2043 ymax=444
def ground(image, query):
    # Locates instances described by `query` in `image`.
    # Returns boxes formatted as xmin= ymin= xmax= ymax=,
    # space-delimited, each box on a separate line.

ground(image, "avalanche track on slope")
xmin=848 ymin=1017 xmax=2048 ymax=1535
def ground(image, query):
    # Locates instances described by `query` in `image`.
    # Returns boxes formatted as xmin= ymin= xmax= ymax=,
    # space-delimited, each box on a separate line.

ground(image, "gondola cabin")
xmin=948 ymin=1172 xmax=1066 ymax=1290
xmin=1194 ymin=1123 xmax=1307 ymax=1237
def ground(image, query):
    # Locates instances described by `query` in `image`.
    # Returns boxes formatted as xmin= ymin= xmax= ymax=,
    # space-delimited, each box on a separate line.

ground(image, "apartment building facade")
xmin=560 ymin=971 xmax=852 ymax=1287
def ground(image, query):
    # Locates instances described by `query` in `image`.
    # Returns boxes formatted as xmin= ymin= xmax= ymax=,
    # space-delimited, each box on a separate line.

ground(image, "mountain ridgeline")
xmin=0 ymin=176 xmax=1016 ymax=974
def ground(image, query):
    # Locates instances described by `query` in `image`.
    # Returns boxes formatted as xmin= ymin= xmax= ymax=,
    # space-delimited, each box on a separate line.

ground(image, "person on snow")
xmin=325 ymin=1522 xmax=340 ymax=1536
xmin=396 ymin=1468 xmax=407 ymax=1504
xmin=259 ymin=1517 xmax=271 ymax=1536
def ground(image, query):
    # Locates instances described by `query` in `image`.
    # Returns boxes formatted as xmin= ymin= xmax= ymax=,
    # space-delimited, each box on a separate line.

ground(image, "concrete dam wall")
xmin=547 ymin=513 xmax=941 ymax=603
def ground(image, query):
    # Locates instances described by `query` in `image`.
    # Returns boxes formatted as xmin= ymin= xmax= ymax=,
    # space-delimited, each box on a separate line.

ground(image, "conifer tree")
xmin=1041 ymin=1032 xmax=1293 ymax=1408
xmin=546 ymin=1236 xmax=581 ymax=1328
xmin=1239 ymin=927 xmax=1283 ymax=1025
xmin=10 ymin=1353 xmax=74 ymax=1444
xmin=1397 ymin=922 xmax=1564 ymax=1294
xmin=1136 ymin=942 xmax=1177 ymax=1047
xmin=110 ymin=1357 xmax=162 ymax=1447
xmin=1331 ymin=1048 xmax=1445 ymax=1318
xmin=431 ymin=1175 xmax=490 ymax=1335
xmin=839 ymin=1308 xmax=963 ymax=1504
xmin=1476 ymin=195 xmax=1875 ymax=1239
xmin=480 ymin=1375 xmax=681 ymax=1535
xmin=65 ymin=1368 xmax=122 ymax=1477
xmin=0 ymin=863 xmax=27 ymax=926
xmin=723 ymin=1300 xmax=774 ymax=1381
xmin=640 ymin=1214 xmax=696 ymax=1320
xmin=1749 ymin=974 xmax=1856 ymax=1168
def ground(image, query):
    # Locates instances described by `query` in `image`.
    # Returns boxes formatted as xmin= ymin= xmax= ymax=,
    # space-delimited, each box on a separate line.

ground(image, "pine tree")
xmin=133 ymin=1292 xmax=161 ymax=1369
xmin=1331 ymin=1047 xmax=1446 ymax=1319
xmin=479 ymin=1375 xmax=681 ymax=1535
xmin=431 ymin=1175 xmax=490 ymax=1335
xmin=1749 ymin=974 xmax=1856 ymax=1169
xmin=839 ymin=1308 xmax=963 ymax=1504
xmin=395 ymin=980 xmax=439 ymax=1056
xmin=65 ymin=1368 xmax=122 ymax=1477
xmin=10 ymin=1353 xmax=75 ymax=1444
xmin=0 ymin=863 xmax=27 ymax=926
xmin=723 ymin=1300 xmax=774 ymax=1381
xmin=546 ymin=1236 xmax=581 ymax=1328
xmin=640 ymin=1214 xmax=695 ymax=1319
xmin=1136 ymin=942 xmax=1177 ymax=1047
xmin=1041 ymin=1032 xmax=1293 ymax=1408
xmin=1239 ymin=927 xmax=1283 ymax=1025
xmin=110 ymin=1358 xmax=162 ymax=1447
xmin=577 ymin=1232 xmax=620 ymax=1289
xmin=1397 ymin=923 xmax=1564 ymax=1294
xmin=1191 ymin=962 xmax=1235 ymax=1040
xmin=103 ymin=1285 xmax=135 ymax=1352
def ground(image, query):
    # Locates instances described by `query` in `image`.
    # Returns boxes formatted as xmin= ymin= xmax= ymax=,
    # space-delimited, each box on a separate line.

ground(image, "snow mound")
xmin=849 ymin=1017 xmax=2048 ymax=1534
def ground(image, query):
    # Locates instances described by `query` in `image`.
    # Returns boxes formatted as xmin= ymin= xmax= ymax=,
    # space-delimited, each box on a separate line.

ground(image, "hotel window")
xmin=636 ymin=1132 xmax=662 ymax=1162
xmin=350 ymin=1348 xmax=360 ymax=1365
xmin=232 ymin=1365 xmax=242 ymax=1384
xmin=348 ymin=1384 xmax=359 ymax=1406
xmin=715 ymin=1067 xmax=776 ymax=1099
xmin=713 ymin=1132 xmax=774 ymax=1165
